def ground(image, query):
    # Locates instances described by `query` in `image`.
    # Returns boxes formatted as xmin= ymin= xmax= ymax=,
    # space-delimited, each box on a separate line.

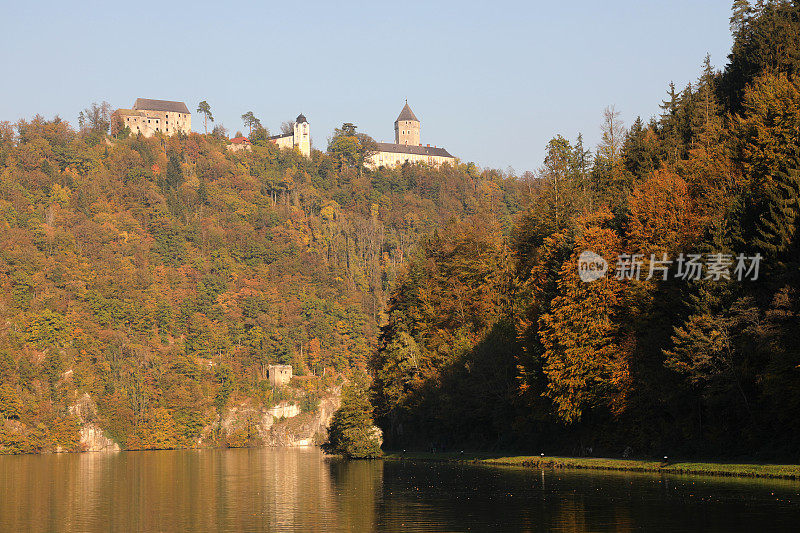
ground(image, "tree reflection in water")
xmin=0 ymin=449 xmax=798 ymax=532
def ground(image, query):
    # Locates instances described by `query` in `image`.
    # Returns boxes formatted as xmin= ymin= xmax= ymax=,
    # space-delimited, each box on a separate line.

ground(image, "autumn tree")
xmin=734 ymin=72 xmax=800 ymax=260
xmin=327 ymin=123 xmax=377 ymax=175
xmin=626 ymin=169 xmax=702 ymax=255
xmin=281 ymin=119 xmax=295 ymax=135
xmin=0 ymin=383 xmax=22 ymax=420
xmin=538 ymin=210 xmax=628 ymax=423
xmin=79 ymin=101 xmax=112 ymax=136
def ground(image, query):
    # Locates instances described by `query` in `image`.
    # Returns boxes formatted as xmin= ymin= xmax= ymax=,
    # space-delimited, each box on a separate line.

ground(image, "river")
xmin=0 ymin=447 xmax=797 ymax=531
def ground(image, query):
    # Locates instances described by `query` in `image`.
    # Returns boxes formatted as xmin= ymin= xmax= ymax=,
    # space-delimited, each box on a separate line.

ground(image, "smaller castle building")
xmin=112 ymin=98 xmax=191 ymax=137
xmin=269 ymin=114 xmax=311 ymax=158
xmin=267 ymin=365 xmax=293 ymax=387
xmin=227 ymin=135 xmax=252 ymax=152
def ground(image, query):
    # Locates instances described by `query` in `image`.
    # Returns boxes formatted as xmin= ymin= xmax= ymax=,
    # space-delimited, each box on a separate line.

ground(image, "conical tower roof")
xmin=396 ymin=101 xmax=419 ymax=122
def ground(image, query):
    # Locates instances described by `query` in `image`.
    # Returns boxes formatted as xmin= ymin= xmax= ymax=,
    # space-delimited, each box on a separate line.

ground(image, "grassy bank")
xmin=383 ymin=452 xmax=800 ymax=480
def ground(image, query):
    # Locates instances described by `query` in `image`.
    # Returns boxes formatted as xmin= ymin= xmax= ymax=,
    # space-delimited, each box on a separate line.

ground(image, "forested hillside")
xmin=3 ymin=0 xmax=799 ymax=462
xmin=0 ymin=113 xmax=522 ymax=452
xmin=371 ymin=1 xmax=800 ymax=459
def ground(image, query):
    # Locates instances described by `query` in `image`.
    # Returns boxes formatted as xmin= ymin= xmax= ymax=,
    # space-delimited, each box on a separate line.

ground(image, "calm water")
xmin=0 ymin=448 xmax=798 ymax=532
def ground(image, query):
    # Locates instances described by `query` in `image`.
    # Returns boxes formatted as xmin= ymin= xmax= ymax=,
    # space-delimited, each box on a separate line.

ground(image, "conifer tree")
xmin=735 ymin=72 xmax=800 ymax=258
xmin=622 ymin=117 xmax=660 ymax=179
xmin=196 ymin=101 xmax=213 ymax=134
xmin=730 ymin=0 xmax=752 ymax=36
xmin=659 ymin=82 xmax=682 ymax=165
xmin=324 ymin=373 xmax=382 ymax=459
xmin=691 ymin=55 xmax=722 ymax=148
xmin=573 ymin=133 xmax=593 ymax=181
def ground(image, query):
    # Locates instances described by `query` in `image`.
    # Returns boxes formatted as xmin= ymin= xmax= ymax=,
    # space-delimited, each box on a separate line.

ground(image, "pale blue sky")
xmin=0 ymin=1 xmax=734 ymax=172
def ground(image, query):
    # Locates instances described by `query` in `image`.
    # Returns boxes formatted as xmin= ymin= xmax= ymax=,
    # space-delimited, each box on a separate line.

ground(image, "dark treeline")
xmin=370 ymin=1 xmax=800 ymax=459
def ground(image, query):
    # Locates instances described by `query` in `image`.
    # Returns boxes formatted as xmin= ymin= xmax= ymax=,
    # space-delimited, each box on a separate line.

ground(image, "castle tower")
xmin=293 ymin=113 xmax=311 ymax=157
xmin=394 ymin=101 xmax=420 ymax=146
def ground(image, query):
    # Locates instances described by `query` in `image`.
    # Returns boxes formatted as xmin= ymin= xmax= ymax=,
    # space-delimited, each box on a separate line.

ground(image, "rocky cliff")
xmin=206 ymin=388 xmax=341 ymax=448
xmin=70 ymin=393 xmax=120 ymax=452
xmin=2 ymin=387 xmax=342 ymax=454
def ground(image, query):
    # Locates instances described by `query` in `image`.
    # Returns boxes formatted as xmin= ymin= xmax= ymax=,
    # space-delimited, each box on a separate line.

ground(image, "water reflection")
xmin=0 ymin=448 xmax=798 ymax=532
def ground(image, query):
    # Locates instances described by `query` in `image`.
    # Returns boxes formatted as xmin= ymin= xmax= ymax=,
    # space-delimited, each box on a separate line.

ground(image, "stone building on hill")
xmin=227 ymin=135 xmax=252 ymax=152
xmin=366 ymin=102 xmax=456 ymax=168
xmin=112 ymin=98 xmax=191 ymax=137
xmin=267 ymin=365 xmax=293 ymax=387
xmin=269 ymin=113 xmax=311 ymax=158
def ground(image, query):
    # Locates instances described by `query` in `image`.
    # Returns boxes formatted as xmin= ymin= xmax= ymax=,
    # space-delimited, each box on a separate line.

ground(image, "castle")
xmin=110 ymin=98 xmax=453 ymax=168
xmin=112 ymin=98 xmax=191 ymax=137
xmin=366 ymin=102 xmax=455 ymax=168
xmin=268 ymin=114 xmax=311 ymax=157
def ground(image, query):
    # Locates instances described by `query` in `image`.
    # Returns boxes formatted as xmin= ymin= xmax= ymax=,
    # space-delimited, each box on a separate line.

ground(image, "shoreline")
xmin=383 ymin=452 xmax=800 ymax=480
xmin=5 ymin=446 xmax=799 ymax=481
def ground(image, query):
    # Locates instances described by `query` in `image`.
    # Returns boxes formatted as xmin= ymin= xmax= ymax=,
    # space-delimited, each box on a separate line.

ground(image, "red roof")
xmin=230 ymin=136 xmax=251 ymax=145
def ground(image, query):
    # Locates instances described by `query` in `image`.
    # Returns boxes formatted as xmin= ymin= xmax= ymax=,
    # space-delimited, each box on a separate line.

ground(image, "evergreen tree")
xmin=722 ymin=0 xmax=800 ymax=112
xmin=730 ymin=0 xmax=752 ymax=36
xmin=165 ymin=151 xmax=184 ymax=190
xmin=659 ymin=82 xmax=682 ymax=165
xmin=691 ymin=55 xmax=722 ymax=148
xmin=241 ymin=111 xmax=261 ymax=135
xmin=622 ymin=116 xmax=660 ymax=179
xmin=324 ymin=373 xmax=382 ymax=459
xmin=196 ymin=101 xmax=214 ymax=134
xmin=735 ymin=72 xmax=800 ymax=260
xmin=573 ymin=133 xmax=593 ymax=180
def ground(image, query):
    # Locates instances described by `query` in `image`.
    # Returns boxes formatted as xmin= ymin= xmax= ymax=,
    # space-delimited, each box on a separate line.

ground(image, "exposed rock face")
xmin=69 ymin=393 xmax=98 ymax=422
xmin=267 ymin=402 xmax=301 ymax=420
xmin=263 ymin=392 xmax=341 ymax=447
xmin=69 ymin=393 xmax=120 ymax=452
xmin=209 ymin=388 xmax=342 ymax=448
xmin=3 ymin=385 xmax=351 ymax=454
xmin=80 ymin=424 xmax=121 ymax=452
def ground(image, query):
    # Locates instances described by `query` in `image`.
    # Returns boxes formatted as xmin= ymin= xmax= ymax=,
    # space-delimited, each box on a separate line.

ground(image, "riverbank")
xmin=383 ymin=452 xmax=800 ymax=480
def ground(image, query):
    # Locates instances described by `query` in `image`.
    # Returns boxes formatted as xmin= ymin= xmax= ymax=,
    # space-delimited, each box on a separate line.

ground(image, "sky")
xmin=0 ymin=0 xmax=734 ymax=173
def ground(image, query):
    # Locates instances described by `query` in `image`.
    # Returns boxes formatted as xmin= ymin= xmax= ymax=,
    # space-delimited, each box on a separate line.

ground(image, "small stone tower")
xmin=267 ymin=365 xmax=293 ymax=387
xmin=394 ymin=101 xmax=420 ymax=146
xmin=293 ymin=113 xmax=311 ymax=157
